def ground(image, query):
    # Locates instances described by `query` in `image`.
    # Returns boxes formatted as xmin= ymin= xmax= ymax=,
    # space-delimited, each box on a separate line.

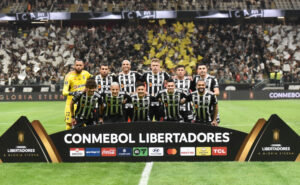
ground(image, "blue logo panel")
xmin=85 ymin=148 xmax=101 ymax=157
xmin=117 ymin=147 xmax=132 ymax=157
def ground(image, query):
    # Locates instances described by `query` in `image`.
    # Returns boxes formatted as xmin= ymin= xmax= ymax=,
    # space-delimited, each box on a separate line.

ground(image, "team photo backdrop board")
xmin=0 ymin=115 xmax=299 ymax=163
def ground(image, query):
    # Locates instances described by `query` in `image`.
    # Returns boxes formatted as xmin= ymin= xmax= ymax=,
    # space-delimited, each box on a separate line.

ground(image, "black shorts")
xmin=74 ymin=118 xmax=97 ymax=128
xmin=103 ymin=115 xmax=126 ymax=124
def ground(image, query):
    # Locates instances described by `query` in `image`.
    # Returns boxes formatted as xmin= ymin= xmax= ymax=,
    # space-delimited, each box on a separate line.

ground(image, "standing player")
xmin=63 ymin=59 xmax=92 ymax=130
xmin=142 ymin=58 xmax=170 ymax=121
xmin=191 ymin=63 xmax=220 ymax=123
xmin=191 ymin=63 xmax=220 ymax=95
xmin=117 ymin=60 xmax=142 ymax=121
xmin=173 ymin=65 xmax=193 ymax=122
xmin=101 ymin=82 xmax=131 ymax=123
xmin=156 ymin=79 xmax=187 ymax=122
xmin=130 ymin=83 xmax=156 ymax=122
xmin=95 ymin=62 xmax=116 ymax=93
xmin=117 ymin=60 xmax=141 ymax=94
xmin=188 ymin=80 xmax=219 ymax=126
xmin=70 ymin=78 xmax=102 ymax=128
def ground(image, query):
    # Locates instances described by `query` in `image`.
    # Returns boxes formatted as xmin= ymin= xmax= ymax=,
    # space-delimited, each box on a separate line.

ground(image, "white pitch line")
xmin=138 ymin=162 xmax=153 ymax=185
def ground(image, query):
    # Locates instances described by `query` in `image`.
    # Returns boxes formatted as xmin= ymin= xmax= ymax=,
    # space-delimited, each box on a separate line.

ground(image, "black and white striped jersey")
xmin=142 ymin=71 xmax=170 ymax=96
xmin=117 ymin=71 xmax=141 ymax=94
xmin=95 ymin=74 xmax=116 ymax=93
xmin=156 ymin=89 xmax=187 ymax=122
xmin=187 ymin=91 xmax=218 ymax=123
xmin=191 ymin=74 xmax=219 ymax=92
xmin=72 ymin=91 xmax=102 ymax=120
xmin=174 ymin=76 xmax=192 ymax=112
xmin=174 ymin=76 xmax=191 ymax=94
xmin=101 ymin=91 xmax=131 ymax=118
xmin=130 ymin=94 xmax=156 ymax=122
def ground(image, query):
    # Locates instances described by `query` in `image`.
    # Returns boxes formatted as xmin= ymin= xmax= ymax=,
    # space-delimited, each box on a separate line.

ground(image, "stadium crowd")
xmin=0 ymin=21 xmax=300 ymax=87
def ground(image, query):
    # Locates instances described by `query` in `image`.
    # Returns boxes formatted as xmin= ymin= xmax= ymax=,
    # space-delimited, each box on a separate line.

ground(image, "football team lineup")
xmin=63 ymin=60 xmax=221 ymax=129
xmin=0 ymin=101 xmax=299 ymax=185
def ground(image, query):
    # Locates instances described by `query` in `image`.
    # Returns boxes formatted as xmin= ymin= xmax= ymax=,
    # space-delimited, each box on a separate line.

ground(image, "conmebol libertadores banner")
xmin=0 ymin=115 xmax=299 ymax=163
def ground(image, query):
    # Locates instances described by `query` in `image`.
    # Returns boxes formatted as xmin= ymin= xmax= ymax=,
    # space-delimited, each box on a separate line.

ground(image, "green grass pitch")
xmin=0 ymin=100 xmax=299 ymax=185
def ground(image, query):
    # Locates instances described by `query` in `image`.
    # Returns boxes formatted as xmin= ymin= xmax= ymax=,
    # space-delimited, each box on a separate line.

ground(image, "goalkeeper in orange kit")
xmin=62 ymin=59 xmax=92 ymax=130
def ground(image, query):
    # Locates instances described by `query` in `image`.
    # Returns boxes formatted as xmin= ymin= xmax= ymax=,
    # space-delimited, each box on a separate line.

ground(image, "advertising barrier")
xmin=1 ymin=91 xmax=300 ymax=101
xmin=0 ymin=9 xmax=294 ymax=21
xmin=219 ymin=91 xmax=300 ymax=100
xmin=0 ymin=115 xmax=299 ymax=163
xmin=0 ymin=92 xmax=65 ymax=101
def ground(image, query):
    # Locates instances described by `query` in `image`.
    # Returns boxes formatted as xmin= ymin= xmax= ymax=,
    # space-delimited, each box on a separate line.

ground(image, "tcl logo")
xmin=101 ymin=148 xmax=116 ymax=157
xmin=212 ymin=147 xmax=227 ymax=156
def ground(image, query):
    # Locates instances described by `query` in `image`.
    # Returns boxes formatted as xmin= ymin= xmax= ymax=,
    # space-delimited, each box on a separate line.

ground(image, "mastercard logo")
xmin=167 ymin=148 xmax=177 ymax=155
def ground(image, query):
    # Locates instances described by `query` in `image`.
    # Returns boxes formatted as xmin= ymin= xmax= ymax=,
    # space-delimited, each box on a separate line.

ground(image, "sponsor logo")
xmin=269 ymin=92 xmax=300 ymax=99
xmin=261 ymin=128 xmax=290 ymax=153
xmin=85 ymin=148 xmax=100 ymax=157
xmin=166 ymin=148 xmax=177 ymax=155
xmin=18 ymin=131 xmax=24 ymax=144
xmin=133 ymin=147 xmax=148 ymax=156
xmin=70 ymin=148 xmax=85 ymax=157
xmin=149 ymin=147 xmax=164 ymax=156
xmin=180 ymin=147 xmax=195 ymax=156
xmin=122 ymin=11 xmax=155 ymax=19
xmin=273 ymin=129 xmax=280 ymax=143
xmin=196 ymin=147 xmax=211 ymax=156
xmin=101 ymin=148 xmax=116 ymax=157
xmin=212 ymin=147 xmax=227 ymax=156
xmin=117 ymin=148 xmax=132 ymax=157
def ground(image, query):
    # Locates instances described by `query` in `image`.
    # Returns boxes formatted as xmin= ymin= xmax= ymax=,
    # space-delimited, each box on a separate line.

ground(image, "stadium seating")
xmin=0 ymin=21 xmax=299 ymax=87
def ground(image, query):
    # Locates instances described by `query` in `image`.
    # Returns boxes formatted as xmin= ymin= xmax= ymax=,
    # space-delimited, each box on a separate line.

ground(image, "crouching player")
xmin=188 ymin=79 xmax=219 ymax=126
xmin=130 ymin=83 xmax=156 ymax=122
xmin=101 ymin=82 xmax=131 ymax=123
xmin=156 ymin=79 xmax=187 ymax=122
xmin=70 ymin=78 xmax=102 ymax=128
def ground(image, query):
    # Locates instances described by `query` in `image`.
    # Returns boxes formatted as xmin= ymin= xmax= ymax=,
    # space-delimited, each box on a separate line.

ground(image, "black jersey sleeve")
xmin=211 ymin=94 xmax=218 ymax=105
xmin=190 ymin=76 xmax=197 ymax=91
xmin=211 ymin=76 xmax=219 ymax=88
xmin=72 ymin=91 xmax=82 ymax=103
xmin=164 ymin=72 xmax=170 ymax=80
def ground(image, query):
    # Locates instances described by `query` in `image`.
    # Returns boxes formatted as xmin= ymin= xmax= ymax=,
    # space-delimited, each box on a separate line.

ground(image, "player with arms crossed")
xmin=62 ymin=59 xmax=92 ymax=130
xmin=70 ymin=78 xmax=102 ymax=128
xmin=188 ymin=79 xmax=219 ymax=126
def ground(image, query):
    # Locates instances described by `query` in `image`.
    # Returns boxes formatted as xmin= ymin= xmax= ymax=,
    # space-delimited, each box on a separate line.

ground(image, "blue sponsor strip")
xmin=85 ymin=148 xmax=101 ymax=157
xmin=117 ymin=147 xmax=132 ymax=157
